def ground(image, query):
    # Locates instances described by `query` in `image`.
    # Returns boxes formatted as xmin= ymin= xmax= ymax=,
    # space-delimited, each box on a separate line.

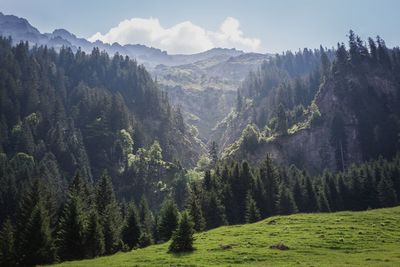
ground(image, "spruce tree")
xmin=158 ymin=199 xmax=180 ymax=242
xmin=19 ymin=200 xmax=56 ymax=265
xmin=317 ymin=188 xmax=331 ymax=212
xmin=204 ymin=190 xmax=227 ymax=229
xmin=326 ymin=175 xmax=342 ymax=211
xmin=0 ymin=219 xmax=16 ymax=267
xmin=377 ymin=176 xmax=398 ymax=207
xmin=17 ymin=179 xmax=56 ymax=266
xmin=292 ymin=177 xmax=304 ymax=212
xmin=260 ymin=156 xmax=279 ymax=216
xmin=85 ymin=209 xmax=105 ymax=258
xmin=138 ymin=232 xmax=153 ymax=248
xmin=122 ymin=203 xmax=141 ymax=249
xmin=169 ymin=211 xmax=195 ymax=253
xmin=232 ymin=161 xmax=253 ymax=223
xmin=208 ymin=141 xmax=218 ymax=168
xmin=303 ymin=176 xmax=318 ymax=212
xmin=360 ymin=169 xmax=378 ymax=209
xmin=187 ymin=192 xmax=206 ymax=232
xmin=96 ymin=172 xmax=123 ymax=254
xmin=252 ymin=176 xmax=267 ymax=217
xmin=57 ymin=193 xmax=87 ymax=260
xmin=320 ymin=46 xmax=330 ymax=76
xmin=138 ymin=196 xmax=154 ymax=237
xmin=245 ymin=192 xmax=261 ymax=223
xmin=277 ymin=185 xmax=298 ymax=215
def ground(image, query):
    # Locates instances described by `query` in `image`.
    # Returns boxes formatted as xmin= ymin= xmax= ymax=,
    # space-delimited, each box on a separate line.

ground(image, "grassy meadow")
xmin=51 ymin=206 xmax=400 ymax=267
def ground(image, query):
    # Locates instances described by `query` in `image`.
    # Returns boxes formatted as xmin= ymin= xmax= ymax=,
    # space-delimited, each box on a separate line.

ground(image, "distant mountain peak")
xmin=52 ymin=28 xmax=76 ymax=39
xmin=0 ymin=12 xmax=267 ymax=68
xmin=0 ymin=12 xmax=40 ymax=35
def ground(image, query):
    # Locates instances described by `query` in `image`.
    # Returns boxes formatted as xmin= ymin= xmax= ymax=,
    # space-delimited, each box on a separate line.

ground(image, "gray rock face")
xmin=222 ymin=64 xmax=400 ymax=173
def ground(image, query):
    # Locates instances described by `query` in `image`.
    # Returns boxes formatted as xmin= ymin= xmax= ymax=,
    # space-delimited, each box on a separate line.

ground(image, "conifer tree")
xmin=0 ymin=219 xmax=16 ymax=267
xmin=245 ymin=192 xmax=261 ymax=223
xmin=260 ymin=156 xmax=279 ymax=216
xmin=57 ymin=193 xmax=87 ymax=260
xmin=326 ymin=175 xmax=342 ymax=211
xmin=204 ymin=190 xmax=227 ymax=229
xmin=187 ymin=192 xmax=206 ymax=232
xmin=368 ymin=37 xmax=377 ymax=62
xmin=208 ymin=141 xmax=218 ymax=168
xmin=303 ymin=176 xmax=318 ymax=212
xmin=292 ymin=177 xmax=304 ymax=212
xmin=277 ymin=185 xmax=298 ymax=215
xmin=122 ymin=203 xmax=141 ymax=249
xmin=252 ymin=176 xmax=267 ymax=217
xmin=158 ymin=199 xmax=180 ymax=242
xmin=138 ymin=232 xmax=153 ymax=248
xmin=138 ymin=196 xmax=154 ymax=237
xmin=232 ymin=161 xmax=253 ymax=223
xmin=85 ymin=209 xmax=105 ymax=258
xmin=317 ymin=188 xmax=331 ymax=212
xmin=337 ymin=175 xmax=350 ymax=210
xmin=169 ymin=211 xmax=194 ymax=253
xmin=221 ymin=183 xmax=236 ymax=224
xmin=360 ymin=169 xmax=378 ymax=209
xmin=377 ymin=176 xmax=398 ymax=207
xmin=320 ymin=46 xmax=330 ymax=76
xmin=17 ymin=179 xmax=56 ymax=266
xmin=20 ymin=200 xmax=56 ymax=265
xmin=96 ymin=171 xmax=123 ymax=254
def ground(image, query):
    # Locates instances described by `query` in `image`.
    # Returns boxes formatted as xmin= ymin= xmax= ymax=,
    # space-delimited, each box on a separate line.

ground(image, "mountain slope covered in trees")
xmin=0 ymin=12 xmax=400 ymax=267
xmin=217 ymin=32 xmax=400 ymax=173
xmin=0 ymin=36 xmax=204 ymax=223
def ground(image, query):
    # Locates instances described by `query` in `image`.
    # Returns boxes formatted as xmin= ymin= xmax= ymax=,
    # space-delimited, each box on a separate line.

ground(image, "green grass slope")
xmin=52 ymin=207 xmax=400 ymax=267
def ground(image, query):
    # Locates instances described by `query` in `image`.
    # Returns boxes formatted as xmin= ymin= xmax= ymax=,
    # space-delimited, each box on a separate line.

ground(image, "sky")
xmin=0 ymin=0 xmax=399 ymax=54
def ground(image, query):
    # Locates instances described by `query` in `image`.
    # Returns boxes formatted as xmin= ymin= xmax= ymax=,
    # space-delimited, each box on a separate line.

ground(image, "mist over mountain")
xmin=0 ymin=12 xmax=271 ymax=143
xmin=0 ymin=12 xmax=253 ymax=68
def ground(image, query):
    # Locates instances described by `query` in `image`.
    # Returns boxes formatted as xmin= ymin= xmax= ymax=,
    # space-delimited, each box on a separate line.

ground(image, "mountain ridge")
xmin=0 ymin=12 xmax=253 ymax=68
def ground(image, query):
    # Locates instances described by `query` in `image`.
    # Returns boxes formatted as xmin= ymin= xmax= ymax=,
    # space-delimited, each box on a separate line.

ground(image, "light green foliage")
xmin=195 ymin=155 xmax=211 ymax=172
xmin=189 ymin=125 xmax=199 ymax=138
xmin=53 ymin=207 xmax=400 ymax=266
xmin=116 ymin=129 xmax=134 ymax=157
xmin=24 ymin=113 xmax=40 ymax=126
xmin=308 ymin=101 xmax=322 ymax=126
xmin=149 ymin=141 xmax=162 ymax=162
xmin=221 ymin=124 xmax=260 ymax=158
xmin=185 ymin=169 xmax=203 ymax=182
xmin=127 ymin=141 xmax=164 ymax=169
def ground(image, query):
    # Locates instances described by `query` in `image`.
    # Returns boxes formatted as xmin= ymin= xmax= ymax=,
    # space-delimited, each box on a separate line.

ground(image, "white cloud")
xmin=89 ymin=17 xmax=262 ymax=54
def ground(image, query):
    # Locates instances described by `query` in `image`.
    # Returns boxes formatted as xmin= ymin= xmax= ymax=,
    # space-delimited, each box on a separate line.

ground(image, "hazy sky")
xmin=1 ymin=0 xmax=399 ymax=54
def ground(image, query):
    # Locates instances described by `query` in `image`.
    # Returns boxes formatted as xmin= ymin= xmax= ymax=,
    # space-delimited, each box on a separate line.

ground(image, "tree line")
xmin=1 ymin=153 xmax=399 ymax=266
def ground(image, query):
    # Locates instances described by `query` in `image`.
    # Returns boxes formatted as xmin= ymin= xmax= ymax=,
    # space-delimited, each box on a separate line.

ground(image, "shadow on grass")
xmin=168 ymin=248 xmax=196 ymax=258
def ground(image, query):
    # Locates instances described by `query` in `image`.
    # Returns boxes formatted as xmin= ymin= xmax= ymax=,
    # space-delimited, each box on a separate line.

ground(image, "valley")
xmin=0 ymin=6 xmax=399 ymax=267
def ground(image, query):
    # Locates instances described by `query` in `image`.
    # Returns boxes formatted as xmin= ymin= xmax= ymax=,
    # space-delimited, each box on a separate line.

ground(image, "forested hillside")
xmin=217 ymin=32 xmax=400 ymax=173
xmin=0 ymin=36 xmax=204 ymax=223
xmin=0 ymin=11 xmax=399 ymax=267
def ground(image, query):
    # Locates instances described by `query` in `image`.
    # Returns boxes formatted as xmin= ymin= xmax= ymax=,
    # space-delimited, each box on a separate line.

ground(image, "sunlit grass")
xmin=52 ymin=206 xmax=400 ymax=267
